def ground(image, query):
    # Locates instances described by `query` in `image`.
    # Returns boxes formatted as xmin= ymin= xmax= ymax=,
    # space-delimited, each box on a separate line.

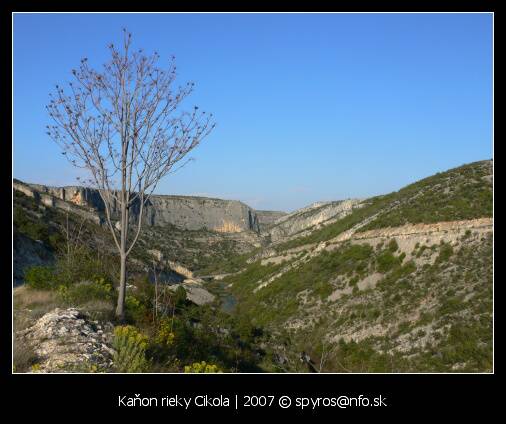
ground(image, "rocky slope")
xmin=214 ymin=160 xmax=493 ymax=372
xmin=266 ymin=199 xmax=363 ymax=243
xmin=13 ymin=232 xmax=54 ymax=286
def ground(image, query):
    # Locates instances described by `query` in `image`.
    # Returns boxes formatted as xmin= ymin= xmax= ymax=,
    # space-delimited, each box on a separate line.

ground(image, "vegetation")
xmin=25 ymin=266 xmax=56 ymax=290
xmin=274 ymin=160 xmax=492 ymax=251
xmin=13 ymin=338 xmax=38 ymax=373
xmin=14 ymin=190 xmax=63 ymax=249
xmin=15 ymin=244 xmax=270 ymax=372
xmin=112 ymin=326 xmax=150 ymax=373
xmin=360 ymin=160 xmax=492 ymax=231
xmin=226 ymin=226 xmax=492 ymax=372
xmin=57 ymin=277 xmax=114 ymax=306
xmin=184 ymin=361 xmax=222 ymax=373
xmin=13 ymin=160 xmax=493 ymax=373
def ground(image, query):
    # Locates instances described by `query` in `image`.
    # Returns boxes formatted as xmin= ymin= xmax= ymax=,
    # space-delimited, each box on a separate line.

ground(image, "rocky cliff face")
xmin=143 ymin=195 xmax=260 ymax=232
xmin=267 ymin=199 xmax=362 ymax=242
xmin=254 ymin=210 xmax=288 ymax=232
xmin=14 ymin=180 xmax=286 ymax=234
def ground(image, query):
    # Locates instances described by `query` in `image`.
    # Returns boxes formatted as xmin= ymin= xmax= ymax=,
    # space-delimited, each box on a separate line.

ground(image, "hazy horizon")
xmin=13 ymin=13 xmax=492 ymax=212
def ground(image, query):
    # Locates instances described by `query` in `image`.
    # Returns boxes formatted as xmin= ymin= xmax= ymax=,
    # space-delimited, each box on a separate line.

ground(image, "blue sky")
xmin=13 ymin=13 xmax=493 ymax=212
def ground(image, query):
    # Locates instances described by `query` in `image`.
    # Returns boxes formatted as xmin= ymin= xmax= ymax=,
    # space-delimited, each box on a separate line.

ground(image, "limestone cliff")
xmin=254 ymin=210 xmax=288 ymax=232
xmin=13 ymin=179 xmax=286 ymax=234
xmin=267 ymin=199 xmax=362 ymax=242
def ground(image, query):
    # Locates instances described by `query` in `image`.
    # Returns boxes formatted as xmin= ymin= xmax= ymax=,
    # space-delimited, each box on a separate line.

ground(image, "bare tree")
xmin=46 ymin=29 xmax=215 ymax=320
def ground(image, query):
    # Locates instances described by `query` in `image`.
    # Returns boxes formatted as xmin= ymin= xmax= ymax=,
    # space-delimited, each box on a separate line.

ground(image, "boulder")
xmin=168 ymin=279 xmax=215 ymax=306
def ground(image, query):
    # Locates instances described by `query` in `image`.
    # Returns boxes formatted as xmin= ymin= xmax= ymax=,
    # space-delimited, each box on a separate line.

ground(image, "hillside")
xmin=210 ymin=160 xmax=493 ymax=372
xmin=12 ymin=159 xmax=493 ymax=373
xmin=13 ymin=182 xmax=270 ymax=281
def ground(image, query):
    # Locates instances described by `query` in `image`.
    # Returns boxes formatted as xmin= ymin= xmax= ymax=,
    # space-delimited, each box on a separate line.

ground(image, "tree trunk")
xmin=116 ymin=252 xmax=127 ymax=320
xmin=116 ymin=169 xmax=129 ymax=320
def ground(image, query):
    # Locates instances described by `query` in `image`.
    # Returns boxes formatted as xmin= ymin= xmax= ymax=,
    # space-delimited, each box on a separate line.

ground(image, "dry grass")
xmin=13 ymin=336 xmax=38 ymax=373
xmin=13 ymin=286 xmax=64 ymax=332
xmin=14 ymin=286 xmax=59 ymax=309
xmin=80 ymin=299 xmax=115 ymax=321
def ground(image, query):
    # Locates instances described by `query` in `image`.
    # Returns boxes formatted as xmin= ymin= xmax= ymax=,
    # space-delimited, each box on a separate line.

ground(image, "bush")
xmin=463 ymin=229 xmax=472 ymax=240
xmin=112 ymin=326 xmax=150 ymax=373
xmin=184 ymin=361 xmax=222 ymax=373
xmin=376 ymin=251 xmax=400 ymax=273
xmin=437 ymin=243 xmax=454 ymax=264
xmin=154 ymin=318 xmax=176 ymax=347
xmin=57 ymin=277 xmax=114 ymax=305
xmin=125 ymin=294 xmax=149 ymax=323
xmin=387 ymin=239 xmax=399 ymax=252
xmin=55 ymin=248 xmax=118 ymax=288
xmin=24 ymin=266 xmax=56 ymax=290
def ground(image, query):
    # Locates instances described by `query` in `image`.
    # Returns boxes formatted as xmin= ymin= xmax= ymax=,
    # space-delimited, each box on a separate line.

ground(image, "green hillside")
xmin=219 ymin=160 xmax=493 ymax=372
xmin=275 ymin=160 xmax=492 ymax=251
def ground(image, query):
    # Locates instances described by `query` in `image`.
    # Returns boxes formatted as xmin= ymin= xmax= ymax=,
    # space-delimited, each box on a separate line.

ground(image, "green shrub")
xmin=24 ymin=266 xmax=56 ymax=290
xmin=397 ymin=321 xmax=411 ymax=335
xmin=57 ymin=277 xmax=114 ymax=305
xmin=438 ymin=296 xmax=466 ymax=316
xmin=359 ymin=161 xmax=492 ymax=232
xmin=125 ymin=295 xmax=148 ymax=323
xmin=376 ymin=251 xmax=400 ymax=273
xmin=112 ymin=326 xmax=150 ymax=373
xmin=349 ymin=276 xmax=359 ymax=287
xmin=388 ymin=239 xmax=399 ymax=252
xmin=314 ymin=280 xmax=334 ymax=299
xmin=55 ymin=248 xmax=117 ymax=287
xmin=154 ymin=318 xmax=176 ymax=347
xmin=437 ymin=243 xmax=454 ymax=264
xmin=184 ymin=361 xmax=222 ymax=373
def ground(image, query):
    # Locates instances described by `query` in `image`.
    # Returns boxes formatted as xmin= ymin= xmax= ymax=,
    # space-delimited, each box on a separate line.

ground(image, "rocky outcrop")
xmin=352 ymin=217 xmax=492 ymax=241
xmin=14 ymin=179 xmax=284 ymax=234
xmin=16 ymin=308 xmax=115 ymax=373
xmin=13 ymin=180 xmax=102 ymax=226
xmin=267 ymin=199 xmax=362 ymax=242
xmin=255 ymin=210 xmax=288 ymax=232
xmin=168 ymin=279 xmax=216 ymax=306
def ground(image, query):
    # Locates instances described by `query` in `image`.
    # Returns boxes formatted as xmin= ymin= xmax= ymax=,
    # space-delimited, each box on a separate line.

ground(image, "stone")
xmin=16 ymin=308 xmax=115 ymax=373
xmin=167 ymin=279 xmax=216 ymax=306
